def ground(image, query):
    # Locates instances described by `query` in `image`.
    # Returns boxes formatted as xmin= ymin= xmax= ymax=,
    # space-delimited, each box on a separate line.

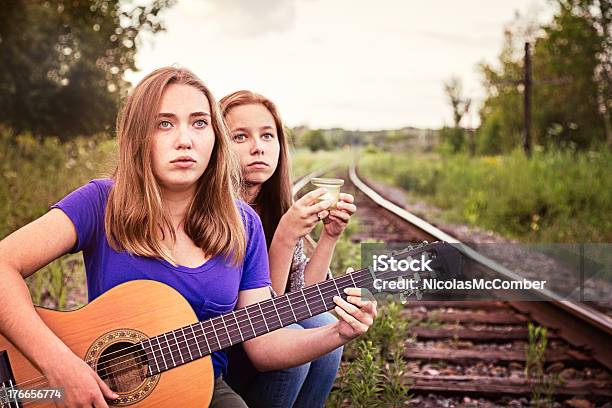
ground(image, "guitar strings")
xmin=84 ymin=271 xmax=368 ymax=371
xmin=5 ymin=245 xmax=439 ymax=404
xmin=23 ymin=244 xmax=435 ymax=384
xmin=17 ymin=244 xmax=434 ymax=386
xmin=105 ymin=268 xmax=435 ymax=376
xmin=7 ymin=266 xmax=430 ymax=392
xmin=5 ymin=272 xmax=368 ymax=390
xmin=90 ymin=253 xmax=434 ymax=372
xmin=8 ymin=268 xmax=421 ymax=392
xmin=88 ymin=272 xmax=364 ymax=372
xmin=7 ymin=268 xmax=422 ymax=393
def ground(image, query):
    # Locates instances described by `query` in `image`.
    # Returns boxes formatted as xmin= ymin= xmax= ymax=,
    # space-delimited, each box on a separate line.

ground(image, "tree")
xmin=301 ymin=129 xmax=329 ymax=151
xmin=533 ymin=1 xmax=605 ymax=147
xmin=444 ymin=77 xmax=472 ymax=128
xmin=555 ymin=0 xmax=611 ymax=144
xmin=0 ymin=0 xmax=174 ymax=140
xmin=442 ymin=77 xmax=472 ymax=152
xmin=477 ymin=1 xmax=609 ymax=151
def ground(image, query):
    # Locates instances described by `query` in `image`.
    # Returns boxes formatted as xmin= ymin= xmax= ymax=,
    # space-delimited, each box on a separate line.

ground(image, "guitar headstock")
xmin=364 ymin=241 xmax=463 ymax=301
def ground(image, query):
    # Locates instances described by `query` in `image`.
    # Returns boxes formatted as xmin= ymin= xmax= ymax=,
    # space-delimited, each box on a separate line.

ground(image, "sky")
xmin=126 ymin=0 xmax=555 ymax=130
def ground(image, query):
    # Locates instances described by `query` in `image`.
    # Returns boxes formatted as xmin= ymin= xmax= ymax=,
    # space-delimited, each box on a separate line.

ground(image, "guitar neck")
xmin=143 ymin=268 xmax=373 ymax=375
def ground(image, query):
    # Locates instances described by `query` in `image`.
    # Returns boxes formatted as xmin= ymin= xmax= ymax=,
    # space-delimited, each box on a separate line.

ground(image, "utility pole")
xmin=488 ymin=41 xmax=570 ymax=154
xmin=524 ymin=42 xmax=532 ymax=156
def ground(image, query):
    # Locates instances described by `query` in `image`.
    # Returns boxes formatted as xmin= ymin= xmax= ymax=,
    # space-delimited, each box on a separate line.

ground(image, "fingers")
xmin=338 ymin=193 xmax=354 ymax=204
xmin=295 ymin=195 xmax=331 ymax=220
xmin=296 ymin=190 xmax=353 ymax=226
xmin=299 ymin=188 xmax=328 ymax=205
xmin=327 ymin=210 xmax=350 ymax=223
xmin=334 ymin=299 xmax=369 ymax=333
xmin=96 ymin=373 xmax=118 ymax=401
xmin=335 ymin=201 xmax=356 ymax=215
xmin=316 ymin=210 xmax=330 ymax=219
xmin=345 ymin=287 xmax=377 ymax=303
xmin=93 ymin=395 xmax=110 ymax=408
xmin=334 ymin=290 xmax=376 ymax=327
xmin=344 ymin=287 xmax=378 ymax=316
xmin=311 ymin=199 xmax=332 ymax=214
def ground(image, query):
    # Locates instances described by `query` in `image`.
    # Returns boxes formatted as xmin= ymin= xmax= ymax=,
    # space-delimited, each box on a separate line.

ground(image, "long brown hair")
xmin=220 ymin=91 xmax=292 ymax=248
xmin=105 ymin=67 xmax=245 ymax=265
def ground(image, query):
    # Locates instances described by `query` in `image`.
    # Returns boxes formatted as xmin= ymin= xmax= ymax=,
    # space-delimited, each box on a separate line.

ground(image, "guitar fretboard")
xmin=141 ymin=268 xmax=374 ymax=376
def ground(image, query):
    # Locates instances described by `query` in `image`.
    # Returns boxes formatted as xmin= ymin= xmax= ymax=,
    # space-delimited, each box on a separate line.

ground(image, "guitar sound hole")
xmin=97 ymin=342 xmax=148 ymax=393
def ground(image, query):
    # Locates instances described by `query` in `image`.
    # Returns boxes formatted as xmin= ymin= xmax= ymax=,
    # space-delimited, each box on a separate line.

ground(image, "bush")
xmin=1 ymin=127 xmax=116 ymax=309
xmin=359 ymin=148 xmax=611 ymax=242
xmin=438 ymin=126 xmax=466 ymax=153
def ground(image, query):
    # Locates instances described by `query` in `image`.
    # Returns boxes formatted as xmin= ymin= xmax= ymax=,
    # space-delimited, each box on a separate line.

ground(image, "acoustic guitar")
xmin=0 ymin=242 xmax=461 ymax=407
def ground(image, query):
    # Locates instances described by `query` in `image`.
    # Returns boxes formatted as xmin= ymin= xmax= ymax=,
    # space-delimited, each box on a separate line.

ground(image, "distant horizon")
xmin=289 ymin=124 xmax=439 ymax=132
xmin=127 ymin=0 xmax=555 ymax=131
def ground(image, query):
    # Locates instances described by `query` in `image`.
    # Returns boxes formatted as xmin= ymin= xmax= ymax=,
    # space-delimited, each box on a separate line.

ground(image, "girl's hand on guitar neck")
xmin=332 ymin=286 xmax=378 ymax=341
xmin=41 ymin=348 xmax=118 ymax=408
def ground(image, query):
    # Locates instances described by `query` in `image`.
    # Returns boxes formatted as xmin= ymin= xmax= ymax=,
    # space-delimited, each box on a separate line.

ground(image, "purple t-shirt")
xmin=51 ymin=178 xmax=271 ymax=378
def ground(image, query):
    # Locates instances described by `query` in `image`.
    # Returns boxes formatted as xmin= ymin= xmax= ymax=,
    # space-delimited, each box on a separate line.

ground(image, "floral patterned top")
xmin=286 ymin=237 xmax=333 ymax=293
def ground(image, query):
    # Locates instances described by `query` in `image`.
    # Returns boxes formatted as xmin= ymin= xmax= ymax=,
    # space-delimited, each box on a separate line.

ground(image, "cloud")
xmin=204 ymin=0 xmax=298 ymax=37
xmin=416 ymin=31 xmax=499 ymax=48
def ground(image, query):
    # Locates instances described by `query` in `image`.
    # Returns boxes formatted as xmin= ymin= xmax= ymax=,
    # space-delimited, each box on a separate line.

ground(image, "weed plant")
xmin=359 ymin=148 xmax=611 ymax=243
xmin=525 ymin=323 xmax=562 ymax=407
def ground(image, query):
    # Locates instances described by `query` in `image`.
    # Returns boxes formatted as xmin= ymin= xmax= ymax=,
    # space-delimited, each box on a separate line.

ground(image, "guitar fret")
xmin=164 ymin=333 xmax=177 ymax=367
xmin=232 ymin=311 xmax=244 ymax=342
xmin=220 ymin=314 xmax=231 ymax=345
xmin=207 ymin=320 xmax=222 ymax=351
xmin=349 ymin=273 xmax=358 ymax=289
xmin=287 ymin=295 xmax=297 ymax=322
xmin=332 ymin=278 xmax=342 ymax=297
xmin=183 ymin=325 xmax=202 ymax=360
xmin=181 ymin=327 xmax=193 ymax=362
xmin=191 ymin=325 xmax=204 ymax=357
xmin=301 ymin=290 xmax=312 ymax=316
xmin=147 ymin=338 xmax=160 ymax=375
xmin=271 ymin=299 xmax=283 ymax=326
xmin=316 ymin=284 xmax=327 ymax=309
xmin=245 ymin=307 xmax=257 ymax=337
xmin=258 ymin=303 xmax=270 ymax=332
xmin=172 ymin=330 xmax=184 ymax=365
xmin=303 ymin=286 xmax=324 ymax=315
xmin=155 ymin=336 xmax=168 ymax=371
xmin=199 ymin=322 xmax=212 ymax=354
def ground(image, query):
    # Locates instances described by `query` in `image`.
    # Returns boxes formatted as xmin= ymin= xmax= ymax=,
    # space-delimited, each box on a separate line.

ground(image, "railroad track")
xmin=295 ymin=165 xmax=612 ymax=407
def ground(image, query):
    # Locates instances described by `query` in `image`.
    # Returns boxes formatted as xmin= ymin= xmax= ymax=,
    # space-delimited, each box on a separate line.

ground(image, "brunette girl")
xmin=221 ymin=91 xmax=357 ymax=407
xmin=0 ymin=68 xmax=375 ymax=408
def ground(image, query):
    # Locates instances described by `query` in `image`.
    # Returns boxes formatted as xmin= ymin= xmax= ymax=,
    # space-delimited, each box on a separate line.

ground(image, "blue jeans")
xmin=226 ymin=312 xmax=343 ymax=408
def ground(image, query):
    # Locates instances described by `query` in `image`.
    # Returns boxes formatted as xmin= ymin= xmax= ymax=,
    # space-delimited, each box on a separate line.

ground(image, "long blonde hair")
xmin=220 ymin=90 xmax=293 ymax=249
xmin=105 ymin=67 xmax=245 ymax=265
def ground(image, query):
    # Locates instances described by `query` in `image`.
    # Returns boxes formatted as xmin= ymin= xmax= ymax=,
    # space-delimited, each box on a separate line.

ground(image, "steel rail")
xmin=347 ymin=163 xmax=612 ymax=336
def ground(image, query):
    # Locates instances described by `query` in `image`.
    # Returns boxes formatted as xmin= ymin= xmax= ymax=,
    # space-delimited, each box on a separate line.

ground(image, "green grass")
xmin=290 ymin=148 xmax=353 ymax=180
xmin=328 ymin=301 xmax=412 ymax=407
xmin=359 ymin=148 xmax=611 ymax=243
xmin=1 ymin=127 xmax=116 ymax=309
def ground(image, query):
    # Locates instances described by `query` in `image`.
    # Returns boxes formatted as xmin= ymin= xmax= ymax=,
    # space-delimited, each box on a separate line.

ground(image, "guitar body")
xmin=0 ymin=280 xmax=214 ymax=407
xmin=0 ymin=243 xmax=461 ymax=407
